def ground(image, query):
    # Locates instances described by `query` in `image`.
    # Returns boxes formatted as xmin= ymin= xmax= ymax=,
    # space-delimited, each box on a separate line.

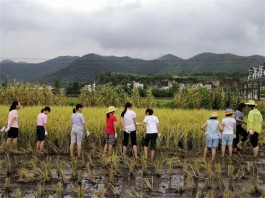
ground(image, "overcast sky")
xmin=0 ymin=0 xmax=264 ymax=62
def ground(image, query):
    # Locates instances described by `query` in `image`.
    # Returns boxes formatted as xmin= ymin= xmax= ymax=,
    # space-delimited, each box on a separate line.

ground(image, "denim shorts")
xmin=222 ymin=134 xmax=234 ymax=145
xmin=206 ymin=138 xmax=219 ymax=148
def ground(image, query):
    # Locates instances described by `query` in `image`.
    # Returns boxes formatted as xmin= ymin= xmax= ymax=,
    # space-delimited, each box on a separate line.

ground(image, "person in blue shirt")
xmin=201 ymin=112 xmax=223 ymax=160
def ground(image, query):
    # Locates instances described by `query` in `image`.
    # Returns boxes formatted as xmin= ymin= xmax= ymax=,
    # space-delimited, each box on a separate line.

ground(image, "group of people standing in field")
xmin=1 ymin=99 xmax=263 ymax=160
xmin=201 ymin=100 xmax=263 ymax=160
xmin=1 ymin=101 xmax=160 ymax=160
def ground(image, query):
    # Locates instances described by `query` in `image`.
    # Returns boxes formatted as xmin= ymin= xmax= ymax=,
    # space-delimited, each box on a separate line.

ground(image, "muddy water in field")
xmin=0 ymin=149 xmax=265 ymax=197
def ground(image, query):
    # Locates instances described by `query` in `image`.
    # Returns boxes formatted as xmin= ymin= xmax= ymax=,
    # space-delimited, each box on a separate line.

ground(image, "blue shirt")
xmin=206 ymin=119 xmax=219 ymax=139
xmin=234 ymin=110 xmax=244 ymax=125
xmin=71 ymin=113 xmax=85 ymax=130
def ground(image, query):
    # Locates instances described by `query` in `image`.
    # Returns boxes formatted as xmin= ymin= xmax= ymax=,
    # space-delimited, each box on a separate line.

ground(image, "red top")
xmin=105 ymin=114 xmax=117 ymax=135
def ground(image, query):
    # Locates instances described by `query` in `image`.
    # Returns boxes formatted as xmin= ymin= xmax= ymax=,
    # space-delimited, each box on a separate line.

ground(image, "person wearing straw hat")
xmin=245 ymin=100 xmax=263 ymax=158
xmin=103 ymin=106 xmax=117 ymax=156
xmin=221 ymin=108 xmax=236 ymax=158
xmin=201 ymin=112 xmax=223 ymax=160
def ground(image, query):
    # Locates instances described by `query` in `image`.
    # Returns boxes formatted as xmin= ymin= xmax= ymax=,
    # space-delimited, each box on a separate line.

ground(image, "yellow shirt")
xmin=247 ymin=109 xmax=263 ymax=133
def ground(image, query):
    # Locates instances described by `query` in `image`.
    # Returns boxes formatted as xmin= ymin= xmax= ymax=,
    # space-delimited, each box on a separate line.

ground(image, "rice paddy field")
xmin=0 ymin=105 xmax=265 ymax=197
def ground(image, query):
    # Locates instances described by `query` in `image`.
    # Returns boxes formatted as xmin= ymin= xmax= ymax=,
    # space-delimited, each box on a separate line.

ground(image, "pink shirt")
xmin=37 ymin=113 xmax=48 ymax=126
xmin=8 ymin=110 xmax=19 ymax=128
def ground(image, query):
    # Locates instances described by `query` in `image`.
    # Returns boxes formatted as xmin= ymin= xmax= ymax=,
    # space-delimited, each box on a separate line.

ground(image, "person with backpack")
xmin=245 ymin=100 xmax=263 ymax=158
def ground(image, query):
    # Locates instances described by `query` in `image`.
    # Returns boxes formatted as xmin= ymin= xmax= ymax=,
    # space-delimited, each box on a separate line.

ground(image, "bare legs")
xmin=103 ymin=144 xmax=113 ymax=156
xmin=36 ymin=140 xmax=45 ymax=153
xmin=123 ymin=145 xmax=138 ymax=159
xmin=6 ymin=138 xmax=17 ymax=150
xmin=204 ymin=147 xmax=216 ymax=160
xmin=222 ymin=145 xmax=233 ymax=157
xmin=253 ymin=146 xmax=259 ymax=158
xmin=70 ymin=144 xmax=82 ymax=158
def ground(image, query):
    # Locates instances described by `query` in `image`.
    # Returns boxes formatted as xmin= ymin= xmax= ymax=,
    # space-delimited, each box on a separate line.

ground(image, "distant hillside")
xmin=1 ymin=53 xmax=264 ymax=85
xmin=0 ymin=56 xmax=79 ymax=81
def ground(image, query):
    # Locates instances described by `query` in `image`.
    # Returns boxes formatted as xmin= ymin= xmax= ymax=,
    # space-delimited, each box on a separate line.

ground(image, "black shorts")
xmin=250 ymin=132 xmax=259 ymax=147
xmin=123 ymin=130 xmax=137 ymax=147
xmin=144 ymin=133 xmax=158 ymax=150
xmin=36 ymin=125 xmax=46 ymax=141
xmin=7 ymin=127 xmax=19 ymax=138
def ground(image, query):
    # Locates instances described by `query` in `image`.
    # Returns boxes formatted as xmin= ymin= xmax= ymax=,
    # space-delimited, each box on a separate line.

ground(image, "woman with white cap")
xmin=103 ymin=106 xmax=117 ymax=156
xmin=245 ymin=100 xmax=263 ymax=158
xmin=201 ymin=112 xmax=223 ymax=160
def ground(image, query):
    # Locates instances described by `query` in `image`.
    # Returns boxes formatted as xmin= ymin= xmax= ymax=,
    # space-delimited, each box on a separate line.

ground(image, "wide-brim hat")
xmin=245 ymin=100 xmax=257 ymax=106
xmin=225 ymin=108 xmax=234 ymax=115
xmin=210 ymin=112 xmax=218 ymax=118
xmin=106 ymin=106 xmax=117 ymax=114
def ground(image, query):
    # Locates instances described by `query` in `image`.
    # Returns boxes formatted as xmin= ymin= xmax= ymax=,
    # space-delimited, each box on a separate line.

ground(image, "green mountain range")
xmin=0 ymin=52 xmax=264 ymax=85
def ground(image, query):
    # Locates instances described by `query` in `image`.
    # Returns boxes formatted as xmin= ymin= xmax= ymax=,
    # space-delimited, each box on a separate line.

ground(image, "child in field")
xmin=103 ymin=106 xmax=117 ymax=156
xmin=201 ymin=112 xmax=223 ymax=160
xmin=221 ymin=108 xmax=236 ymax=158
xmin=70 ymin=104 xmax=90 ymax=158
xmin=36 ymin=107 xmax=51 ymax=154
xmin=137 ymin=108 xmax=160 ymax=160
xmin=0 ymin=101 xmax=21 ymax=151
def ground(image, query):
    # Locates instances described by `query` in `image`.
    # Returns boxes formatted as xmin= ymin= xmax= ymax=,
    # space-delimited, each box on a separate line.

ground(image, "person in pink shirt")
xmin=36 ymin=107 xmax=51 ymax=154
xmin=2 ymin=101 xmax=21 ymax=150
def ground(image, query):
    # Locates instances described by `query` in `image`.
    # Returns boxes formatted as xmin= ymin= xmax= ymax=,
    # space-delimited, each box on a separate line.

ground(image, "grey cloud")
xmin=0 ymin=0 xmax=264 ymax=60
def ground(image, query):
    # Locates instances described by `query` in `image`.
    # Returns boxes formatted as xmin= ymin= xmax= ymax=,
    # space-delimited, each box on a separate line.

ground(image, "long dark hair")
xmin=106 ymin=113 xmax=110 ymax=119
xmin=75 ymin=104 xmax=83 ymax=111
xmin=9 ymin=101 xmax=19 ymax=111
xmin=73 ymin=108 xmax=76 ymax=113
xmin=121 ymin=102 xmax=132 ymax=117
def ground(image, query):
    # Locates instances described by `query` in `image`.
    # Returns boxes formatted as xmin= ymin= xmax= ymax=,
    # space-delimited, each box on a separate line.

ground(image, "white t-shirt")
xmin=222 ymin=117 xmax=236 ymax=135
xmin=144 ymin=115 xmax=159 ymax=134
xmin=122 ymin=109 xmax=137 ymax=131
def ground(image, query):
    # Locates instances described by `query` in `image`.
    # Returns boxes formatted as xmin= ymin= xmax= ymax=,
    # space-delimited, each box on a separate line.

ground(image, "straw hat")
xmin=210 ymin=112 xmax=218 ymax=118
xmin=106 ymin=106 xmax=117 ymax=114
xmin=245 ymin=100 xmax=257 ymax=106
xmin=225 ymin=108 xmax=234 ymax=115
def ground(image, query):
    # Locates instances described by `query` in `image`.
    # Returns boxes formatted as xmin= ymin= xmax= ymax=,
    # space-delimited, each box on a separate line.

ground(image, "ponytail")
xmin=41 ymin=108 xmax=45 ymax=113
xmin=9 ymin=101 xmax=19 ymax=111
xmin=121 ymin=102 xmax=132 ymax=117
xmin=106 ymin=113 xmax=110 ymax=118
xmin=73 ymin=108 xmax=76 ymax=113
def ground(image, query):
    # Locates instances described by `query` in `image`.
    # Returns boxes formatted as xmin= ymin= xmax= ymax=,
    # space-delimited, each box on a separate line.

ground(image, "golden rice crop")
xmin=0 ymin=105 xmax=263 ymax=153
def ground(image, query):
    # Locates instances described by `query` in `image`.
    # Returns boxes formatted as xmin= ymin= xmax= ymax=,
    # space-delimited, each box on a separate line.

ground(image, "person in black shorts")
xmin=2 ymin=101 xmax=21 ymax=151
xmin=36 ymin=107 xmax=51 ymax=153
xmin=137 ymin=109 xmax=160 ymax=160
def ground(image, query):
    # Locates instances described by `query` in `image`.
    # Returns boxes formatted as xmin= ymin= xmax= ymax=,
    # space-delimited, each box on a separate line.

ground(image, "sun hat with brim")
xmin=210 ymin=112 xmax=218 ymax=118
xmin=106 ymin=106 xmax=117 ymax=114
xmin=225 ymin=108 xmax=234 ymax=115
xmin=245 ymin=100 xmax=257 ymax=106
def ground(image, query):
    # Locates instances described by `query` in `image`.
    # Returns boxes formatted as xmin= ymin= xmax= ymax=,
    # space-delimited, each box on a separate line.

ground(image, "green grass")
xmin=65 ymin=97 xmax=80 ymax=106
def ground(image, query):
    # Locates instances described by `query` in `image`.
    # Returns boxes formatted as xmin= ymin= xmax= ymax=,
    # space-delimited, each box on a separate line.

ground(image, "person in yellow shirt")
xmin=245 ymin=100 xmax=263 ymax=158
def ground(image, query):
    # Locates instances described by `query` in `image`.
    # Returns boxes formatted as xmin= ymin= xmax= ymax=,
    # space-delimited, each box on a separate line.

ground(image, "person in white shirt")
xmin=137 ymin=108 xmax=160 ymax=160
xmin=221 ymin=108 xmax=236 ymax=158
xmin=121 ymin=102 xmax=138 ymax=159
